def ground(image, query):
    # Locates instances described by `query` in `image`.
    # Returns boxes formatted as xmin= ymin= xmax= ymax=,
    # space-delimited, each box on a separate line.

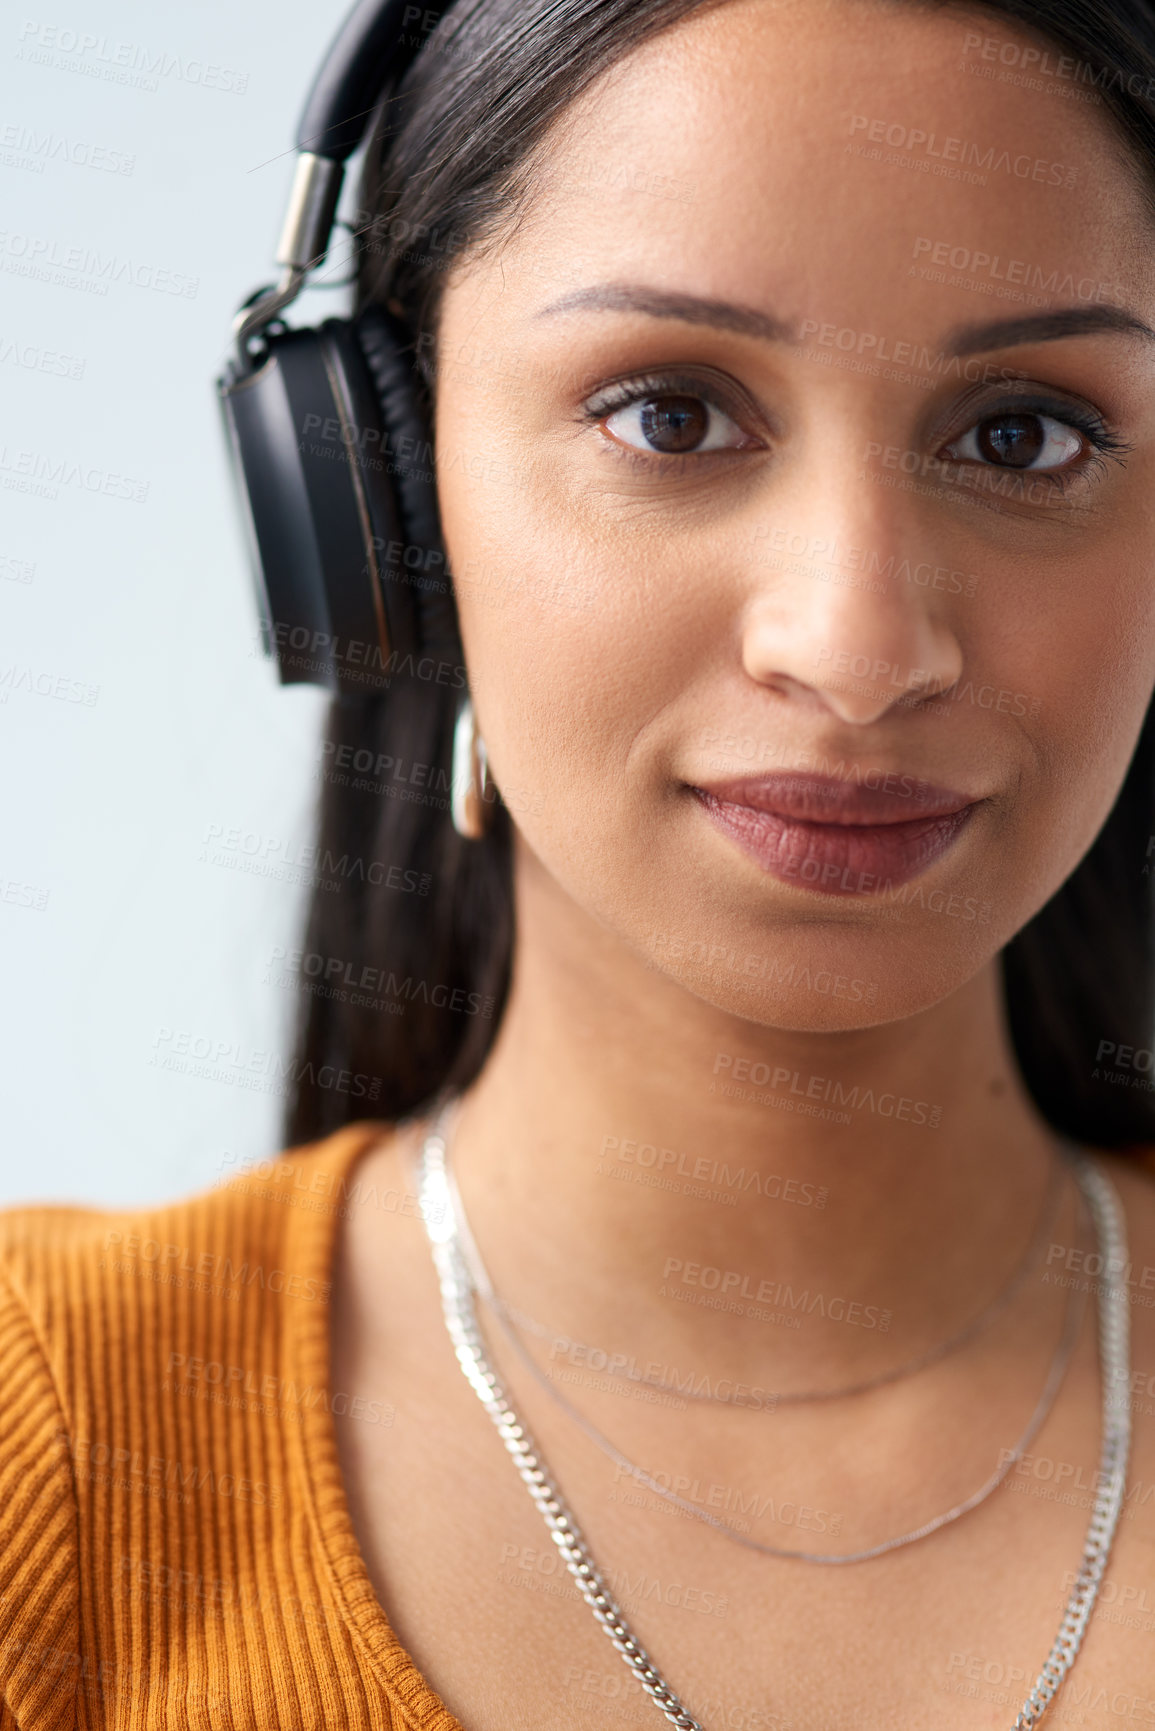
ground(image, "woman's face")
xmin=432 ymin=0 xmax=1155 ymax=1029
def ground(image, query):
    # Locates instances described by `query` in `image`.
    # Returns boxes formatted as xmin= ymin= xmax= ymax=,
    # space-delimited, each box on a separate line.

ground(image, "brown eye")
xmin=638 ymin=395 xmax=710 ymax=453
xmin=945 ymin=411 xmax=1083 ymax=472
xmin=977 ymin=414 xmax=1048 ymax=468
xmin=603 ymin=393 xmax=751 ymax=455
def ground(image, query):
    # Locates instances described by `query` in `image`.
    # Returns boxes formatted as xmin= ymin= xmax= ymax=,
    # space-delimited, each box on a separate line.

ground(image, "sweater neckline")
xmin=280 ymin=1120 xmax=466 ymax=1730
xmin=276 ymin=1124 xmax=1155 ymax=1727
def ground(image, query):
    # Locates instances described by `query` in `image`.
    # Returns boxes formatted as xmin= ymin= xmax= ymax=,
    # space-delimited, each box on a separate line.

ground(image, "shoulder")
xmin=0 ymin=1121 xmax=392 ymax=1727
xmin=0 ymin=1119 xmax=390 ymax=1331
xmin=0 ymin=1243 xmax=82 ymax=1724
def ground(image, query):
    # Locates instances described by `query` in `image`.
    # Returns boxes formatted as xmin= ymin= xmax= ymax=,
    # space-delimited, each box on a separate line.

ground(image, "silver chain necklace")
xmin=441 ymin=1142 xmax=1088 ymax=1563
xmin=416 ymin=1102 xmax=1132 ymax=1731
xmin=475 ymin=1143 xmax=1068 ymax=1412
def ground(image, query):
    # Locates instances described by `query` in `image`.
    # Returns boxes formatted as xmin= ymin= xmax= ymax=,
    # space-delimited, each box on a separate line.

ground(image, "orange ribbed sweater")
xmin=0 ymin=1121 xmax=463 ymax=1731
xmin=4 ymin=1127 xmax=1154 ymax=1728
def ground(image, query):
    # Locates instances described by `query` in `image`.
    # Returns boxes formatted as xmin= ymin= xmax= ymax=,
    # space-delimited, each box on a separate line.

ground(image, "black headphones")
xmin=217 ymin=0 xmax=462 ymax=696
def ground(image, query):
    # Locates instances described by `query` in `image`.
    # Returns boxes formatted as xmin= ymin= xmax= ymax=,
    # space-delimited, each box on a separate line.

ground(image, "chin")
xmin=641 ymin=901 xmax=1006 ymax=1033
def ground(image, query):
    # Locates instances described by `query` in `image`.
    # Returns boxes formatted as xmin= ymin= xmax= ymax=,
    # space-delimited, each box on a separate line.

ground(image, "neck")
xmin=441 ymin=847 xmax=1071 ymax=1387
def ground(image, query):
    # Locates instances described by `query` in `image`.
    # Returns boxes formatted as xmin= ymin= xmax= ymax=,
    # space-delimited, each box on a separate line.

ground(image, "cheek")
xmin=976 ymin=562 xmax=1155 ymax=915
xmin=437 ymin=440 xmax=686 ymax=816
xmin=445 ymin=522 xmax=650 ymax=836
xmin=1014 ymin=560 xmax=1155 ymax=794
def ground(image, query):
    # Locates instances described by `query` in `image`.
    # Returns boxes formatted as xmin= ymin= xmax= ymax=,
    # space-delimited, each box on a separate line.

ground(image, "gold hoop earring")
xmin=451 ymin=694 xmax=492 ymax=840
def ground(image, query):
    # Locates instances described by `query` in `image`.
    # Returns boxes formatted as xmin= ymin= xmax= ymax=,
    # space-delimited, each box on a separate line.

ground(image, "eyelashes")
xmin=937 ymin=394 xmax=1132 ymax=495
xmin=577 ymin=368 xmax=1133 ymax=493
xmin=579 ymin=370 xmax=767 ymax=459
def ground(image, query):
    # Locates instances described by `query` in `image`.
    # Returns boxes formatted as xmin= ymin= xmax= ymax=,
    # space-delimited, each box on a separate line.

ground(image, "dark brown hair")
xmin=284 ymin=0 xmax=1155 ymax=1151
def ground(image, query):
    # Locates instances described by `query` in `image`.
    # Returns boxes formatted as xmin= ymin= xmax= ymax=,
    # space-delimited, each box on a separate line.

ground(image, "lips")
xmin=689 ymin=772 xmax=981 ymax=895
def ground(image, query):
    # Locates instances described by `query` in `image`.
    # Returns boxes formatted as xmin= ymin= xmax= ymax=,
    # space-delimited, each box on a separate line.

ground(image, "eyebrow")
xmin=944 ymin=304 xmax=1155 ymax=354
xmin=533 ymin=282 xmax=1155 ymax=354
xmin=533 ymin=284 xmax=790 ymax=344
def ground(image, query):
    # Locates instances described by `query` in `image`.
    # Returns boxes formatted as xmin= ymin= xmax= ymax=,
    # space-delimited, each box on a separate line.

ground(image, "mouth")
xmin=688 ymin=773 xmax=983 ymax=895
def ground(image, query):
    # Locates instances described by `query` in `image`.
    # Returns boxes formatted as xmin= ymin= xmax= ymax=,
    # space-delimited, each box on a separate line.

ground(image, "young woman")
xmin=3 ymin=0 xmax=1155 ymax=1725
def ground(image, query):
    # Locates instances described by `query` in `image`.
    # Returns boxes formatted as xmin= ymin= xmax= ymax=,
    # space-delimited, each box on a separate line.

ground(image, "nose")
xmin=741 ymin=476 xmax=964 ymax=726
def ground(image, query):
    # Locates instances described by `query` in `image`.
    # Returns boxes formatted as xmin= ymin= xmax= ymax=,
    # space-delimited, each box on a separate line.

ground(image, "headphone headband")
xmin=297 ymin=0 xmax=455 ymax=162
xmin=237 ymin=0 xmax=456 ymax=355
xmin=217 ymin=0 xmax=464 ymax=694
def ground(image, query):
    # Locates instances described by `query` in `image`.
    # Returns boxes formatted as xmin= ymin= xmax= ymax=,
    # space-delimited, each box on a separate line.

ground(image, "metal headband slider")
xmin=276 ymin=152 xmax=345 ymax=271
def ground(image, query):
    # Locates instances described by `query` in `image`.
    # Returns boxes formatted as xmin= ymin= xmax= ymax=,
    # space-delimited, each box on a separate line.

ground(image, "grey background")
xmin=1 ymin=0 xmax=365 ymax=1204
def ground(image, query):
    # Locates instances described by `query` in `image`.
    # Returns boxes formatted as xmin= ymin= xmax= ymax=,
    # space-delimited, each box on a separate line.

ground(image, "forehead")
xmin=474 ymin=0 xmax=1150 ymax=325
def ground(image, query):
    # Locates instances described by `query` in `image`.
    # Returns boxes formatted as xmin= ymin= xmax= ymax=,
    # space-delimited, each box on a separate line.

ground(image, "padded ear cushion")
xmin=353 ymin=302 xmax=463 ymax=662
xmin=220 ymin=319 xmax=408 ymax=693
xmin=219 ymin=300 xmax=459 ymax=692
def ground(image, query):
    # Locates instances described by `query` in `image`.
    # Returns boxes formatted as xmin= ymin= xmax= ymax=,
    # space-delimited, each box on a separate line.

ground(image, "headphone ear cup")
xmin=219 ymin=321 xmax=399 ymax=694
xmin=218 ymin=303 xmax=461 ymax=694
xmin=352 ymin=303 xmax=463 ymax=663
